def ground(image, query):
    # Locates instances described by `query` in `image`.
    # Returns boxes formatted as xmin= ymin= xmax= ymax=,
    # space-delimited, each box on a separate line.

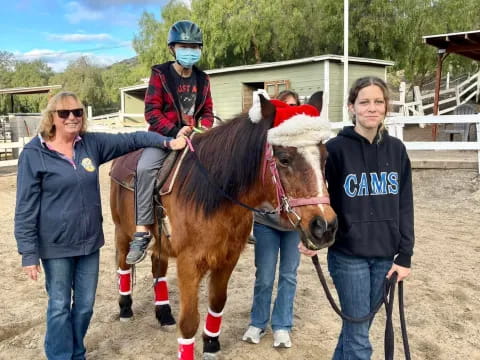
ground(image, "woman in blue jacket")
xmin=14 ymin=91 xmax=186 ymax=360
xmin=324 ymin=76 xmax=414 ymax=359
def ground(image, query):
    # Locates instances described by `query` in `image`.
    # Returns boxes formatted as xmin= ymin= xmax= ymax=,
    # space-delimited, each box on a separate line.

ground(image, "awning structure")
xmin=423 ymin=30 xmax=480 ymax=61
xmin=423 ymin=30 xmax=480 ymax=139
xmin=0 ymin=85 xmax=62 ymax=112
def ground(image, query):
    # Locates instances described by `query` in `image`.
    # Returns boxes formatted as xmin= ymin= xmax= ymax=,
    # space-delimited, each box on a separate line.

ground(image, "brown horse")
xmin=110 ymin=96 xmax=337 ymax=360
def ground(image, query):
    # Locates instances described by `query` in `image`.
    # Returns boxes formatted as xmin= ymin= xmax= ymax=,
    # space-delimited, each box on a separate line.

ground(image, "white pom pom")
xmin=248 ymin=89 xmax=270 ymax=123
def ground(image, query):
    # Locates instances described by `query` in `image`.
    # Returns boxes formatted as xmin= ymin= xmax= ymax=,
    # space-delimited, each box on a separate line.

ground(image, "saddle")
xmin=110 ymin=147 xmax=188 ymax=195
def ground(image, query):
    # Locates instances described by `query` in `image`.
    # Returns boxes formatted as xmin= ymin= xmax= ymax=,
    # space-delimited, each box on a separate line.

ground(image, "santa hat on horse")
xmin=248 ymin=89 xmax=332 ymax=147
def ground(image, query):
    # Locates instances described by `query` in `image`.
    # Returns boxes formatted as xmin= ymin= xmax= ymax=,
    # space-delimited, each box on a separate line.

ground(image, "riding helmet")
xmin=167 ymin=20 xmax=203 ymax=46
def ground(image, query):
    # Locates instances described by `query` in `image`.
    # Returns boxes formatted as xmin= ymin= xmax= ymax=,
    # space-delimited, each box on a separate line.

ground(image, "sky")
xmin=0 ymin=0 xmax=176 ymax=72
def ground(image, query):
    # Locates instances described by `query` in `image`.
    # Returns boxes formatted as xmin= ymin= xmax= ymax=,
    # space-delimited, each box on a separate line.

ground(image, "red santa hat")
xmin=248 ymin=89 xmax=332 ymax=147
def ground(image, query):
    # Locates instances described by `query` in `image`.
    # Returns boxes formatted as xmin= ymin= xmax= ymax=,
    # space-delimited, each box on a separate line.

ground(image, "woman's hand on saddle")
xmin=177 ymin=126 xmax=193 ymax=138
xmin=23 ymin=265 xmax=41 ymax=281
xmin=387 ymin=264 xmax=411 ymax=282
xmin=169 ymin=137 xmax=187 ymax=150
xmin=298 ymin=242 xmax=318 ymax=257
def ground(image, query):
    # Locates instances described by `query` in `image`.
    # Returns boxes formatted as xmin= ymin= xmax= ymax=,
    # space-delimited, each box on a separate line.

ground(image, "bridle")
xmin=185 ymin=137 xmax=329 ymax=226
xmin=262 ymin=142 xmax=330 ymax=227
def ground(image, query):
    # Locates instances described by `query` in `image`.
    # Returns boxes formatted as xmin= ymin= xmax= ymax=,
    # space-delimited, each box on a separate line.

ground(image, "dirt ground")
xmin=1 ymin=164 xmax=479 ymax=360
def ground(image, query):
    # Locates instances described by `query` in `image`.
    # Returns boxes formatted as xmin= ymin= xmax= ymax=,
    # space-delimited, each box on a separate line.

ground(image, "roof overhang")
xmin=120 ymin=55 xmax=394 ymax=94
xmin=0 ymin=84 xmax=62 ymax=95
xmin=205 ymin=54 xmax=394 ymax=75
xmin=423 ymin=30 xmax=480 ymax=61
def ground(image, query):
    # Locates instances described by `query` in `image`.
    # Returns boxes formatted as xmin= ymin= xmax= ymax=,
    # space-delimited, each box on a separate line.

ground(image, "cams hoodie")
xmin=325 ymin=126 xmax=414 ymax=267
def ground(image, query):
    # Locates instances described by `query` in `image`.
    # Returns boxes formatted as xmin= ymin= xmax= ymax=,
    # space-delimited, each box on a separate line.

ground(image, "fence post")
xmin=87 ymin=106 xmax=93 ymax=122
xmin=476 ymin=118 xmax=480 ymax=174
xmin=476 ymin=71 xmax=480 ymax=103
xmin=398 ymin=82 xmax=406 ymax=115
xmin=118 ymin=111 xmax=124 ymax=127
xmin=413 ymin=86 xmax=424 ymax=116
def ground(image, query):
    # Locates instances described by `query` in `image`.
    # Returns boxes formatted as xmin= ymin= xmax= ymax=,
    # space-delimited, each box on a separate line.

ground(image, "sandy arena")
xmin=1 ymin=165 xmax=479 ymax=360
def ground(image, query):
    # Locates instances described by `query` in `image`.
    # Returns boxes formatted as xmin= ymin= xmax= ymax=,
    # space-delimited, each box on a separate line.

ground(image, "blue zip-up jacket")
xmin=14 ymin=131 xmax=173 ymax=267
xmin=325 ymin=127 xmax=414 ymax=267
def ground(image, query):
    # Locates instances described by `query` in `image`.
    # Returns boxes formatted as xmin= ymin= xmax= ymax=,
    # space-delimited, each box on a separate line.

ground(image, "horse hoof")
xmin=119 ymin=316 xmax=133 ymax=322
xmin=119 ymin=295 xmax=133 ymax=320
xmin=155 ymin=304 xmax=176 ymax=326
xmin=203 ymin=352 xmax=220 ymax=360
xmin=160 ymin=323 xmax=176 ymax=332
xmin=203 ymin=336 xmax=220 ymax=355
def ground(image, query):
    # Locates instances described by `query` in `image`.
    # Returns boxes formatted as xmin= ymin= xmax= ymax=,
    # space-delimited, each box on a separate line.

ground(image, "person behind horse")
xmin=322 ymin=76 xmax=414 ymax=359
xmin=126 ymin=20 xmax=214 ymax=265
xmin=246 ymin=90 xmax=301 ymax=246
xmin=14 ymin=91 xmax=186 ymax=360
xmin=242 ymin=89 xmax=321 ymax=348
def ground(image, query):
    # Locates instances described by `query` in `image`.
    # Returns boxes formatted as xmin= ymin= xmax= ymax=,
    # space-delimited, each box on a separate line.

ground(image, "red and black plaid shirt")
xmin=144 ymin=61 xmax=214 ymax=137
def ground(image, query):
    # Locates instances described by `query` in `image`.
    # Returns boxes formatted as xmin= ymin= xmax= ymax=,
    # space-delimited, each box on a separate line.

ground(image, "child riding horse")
xmin=110 ymin=94 xmax=337 ymax=359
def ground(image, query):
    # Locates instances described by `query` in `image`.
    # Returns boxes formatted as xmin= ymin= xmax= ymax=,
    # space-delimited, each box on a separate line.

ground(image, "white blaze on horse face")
xmin=297 ymin=145 xmax=327 ymax=209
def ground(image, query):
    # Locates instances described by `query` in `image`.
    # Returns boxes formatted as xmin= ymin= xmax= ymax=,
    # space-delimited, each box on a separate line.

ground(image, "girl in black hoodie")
xmin=324 ymin=76 xmax=414 ymax=359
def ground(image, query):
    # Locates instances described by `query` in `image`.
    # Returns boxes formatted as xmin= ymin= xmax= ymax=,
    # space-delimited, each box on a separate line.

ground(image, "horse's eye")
xmin=278 ymin=157 xmax=290 ymax=167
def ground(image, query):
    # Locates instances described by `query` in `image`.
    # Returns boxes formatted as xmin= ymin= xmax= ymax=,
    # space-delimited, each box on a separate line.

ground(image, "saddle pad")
xmin=110 ymin=148 xmax=182 ymax=192
xmin=110 ymin=149 xmax=143 ymax=190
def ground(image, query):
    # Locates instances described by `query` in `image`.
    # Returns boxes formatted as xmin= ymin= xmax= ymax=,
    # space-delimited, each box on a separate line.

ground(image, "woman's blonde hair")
xmin=348 ymin=76 xmax=389 ymax=142
xmin=38 ymin=91 xmax=87 ymax=140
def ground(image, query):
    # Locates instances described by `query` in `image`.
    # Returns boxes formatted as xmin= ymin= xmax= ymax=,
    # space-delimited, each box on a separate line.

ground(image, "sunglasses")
xmin=54 ymin=108 xmax=84 ymax=119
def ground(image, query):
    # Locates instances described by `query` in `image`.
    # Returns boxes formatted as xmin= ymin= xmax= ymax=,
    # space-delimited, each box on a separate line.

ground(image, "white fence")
xmin=331 ymin=114 xmax=480 ymax=173
xmin=389 ymin=72 xmax=480 ymax=117
xmin=2 ymin=115 xmax=480 ymax=172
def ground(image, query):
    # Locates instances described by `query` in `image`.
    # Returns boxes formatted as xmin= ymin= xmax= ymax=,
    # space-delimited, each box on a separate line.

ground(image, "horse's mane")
xmin=176 ymin=113 xmax=272 ymax=216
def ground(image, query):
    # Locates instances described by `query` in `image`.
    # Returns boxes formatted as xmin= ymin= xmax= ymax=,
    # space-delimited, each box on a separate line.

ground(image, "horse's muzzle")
xmin=302 ymin=216 xmax=338 ymax=250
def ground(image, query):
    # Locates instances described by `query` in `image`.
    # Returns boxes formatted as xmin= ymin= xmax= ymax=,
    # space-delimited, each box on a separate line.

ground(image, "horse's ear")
xmin=307 ymin=91 xmax=324 ymax=113
xmin=259 ymin=94 xmax=275 ymax=125
xmin=249 ymin=90 xmax=274 ymax=125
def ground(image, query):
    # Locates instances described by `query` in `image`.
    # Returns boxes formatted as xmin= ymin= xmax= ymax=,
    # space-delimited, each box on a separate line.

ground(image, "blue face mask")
xmin=175 ymin=47 xmax=201 ymax=68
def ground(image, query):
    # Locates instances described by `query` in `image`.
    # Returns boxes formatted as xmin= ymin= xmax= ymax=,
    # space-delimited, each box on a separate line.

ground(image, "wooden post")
xmin=476 ymin=71 xmax=480 ymax=103
xmin=399 ymin=82 xmax=406 ymax=115
xmin=432 ymin=49 xmax=446 ymax=140
xmin=87 ymin=106 xmax=93 ymax=122
xmin=413 ymin=86 xmax=425 ymax=116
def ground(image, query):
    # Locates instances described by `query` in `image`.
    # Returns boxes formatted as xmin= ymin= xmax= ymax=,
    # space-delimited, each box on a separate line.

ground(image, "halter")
xmin=261 ymin=142 xmax=330 ymax=227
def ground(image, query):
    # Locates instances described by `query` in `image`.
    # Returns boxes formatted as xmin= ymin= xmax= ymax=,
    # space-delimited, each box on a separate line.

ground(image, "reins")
xmin=185 ymin=137 xmax=277 ymax=215
xmin=184 ymin=137 xmax=329 ymax=219
xmin=311 ymin=255 xmax=411 ymax=360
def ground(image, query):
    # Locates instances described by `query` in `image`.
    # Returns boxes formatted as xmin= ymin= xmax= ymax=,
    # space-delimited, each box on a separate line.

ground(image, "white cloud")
xmin=14 ymin=49 xmax=126 ymax=72
xmin=80 ymin=0 xmax=164 ymax=9
xmin=47 ymin=33 xmax=114 ymax=43
xmin=65 ymin=1 xmax=103 ymax=24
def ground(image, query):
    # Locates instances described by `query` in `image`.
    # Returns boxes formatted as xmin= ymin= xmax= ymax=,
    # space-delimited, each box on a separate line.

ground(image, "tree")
xmin=51 ymin=56 xmax=107 ymax=112
xmin=133 ymin=1 xmax=192 ymax=70
xmin=0 ymin=51 xmax=15 ymax=114
xmin=316 ymin=0 xmax=480 ymax=86
xmin=102 ymin=62 xmax=148 ymax=110
xmin=10 ymin=60 xmax=54 ymax=112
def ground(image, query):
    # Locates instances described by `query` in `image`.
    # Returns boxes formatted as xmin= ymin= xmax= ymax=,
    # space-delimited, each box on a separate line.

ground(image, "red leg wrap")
xmin=204 ymin=308 xmax=223 ymax=337
xmin=118 ymin=268 xmax=131 ymax=295
xmin=154 ymin=277 xmax=169 ymax=305
xmin=178 ymin=338 xmax=195 ymax=360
